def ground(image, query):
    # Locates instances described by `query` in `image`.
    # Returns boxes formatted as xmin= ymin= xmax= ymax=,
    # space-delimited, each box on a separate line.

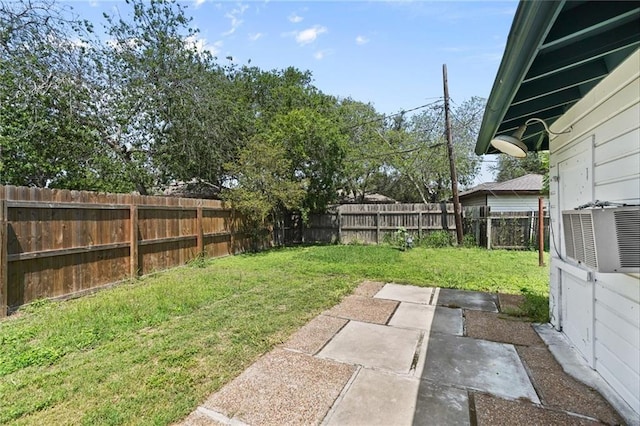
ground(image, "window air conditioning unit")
xmin=562 ymin=207 xmax=640 ymax=273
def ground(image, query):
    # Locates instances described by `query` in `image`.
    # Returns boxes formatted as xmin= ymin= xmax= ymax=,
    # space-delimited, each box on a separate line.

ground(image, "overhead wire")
xmin=347 ymin=97 xmax=443 ymax=130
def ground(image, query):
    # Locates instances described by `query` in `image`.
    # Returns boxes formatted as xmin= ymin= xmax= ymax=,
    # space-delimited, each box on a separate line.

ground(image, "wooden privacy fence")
xmin=464 ymin=207 xmax=549 ymax=250
xmin=0 ymin=185 xmax=251 ymax=317
xmin=279 ymin=203 xmax=456 ymax=245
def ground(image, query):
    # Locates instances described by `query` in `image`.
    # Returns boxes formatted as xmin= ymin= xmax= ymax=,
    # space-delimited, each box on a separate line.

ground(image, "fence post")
xmin=196 ymin=205 xmax=204 ymax=257
xmin=486 ymin=216 xmax=492 ymax=250
xmin=130 ymin=204 xmax=139 ymax=279
xmin=527 ymin=210 xmax=534 ymax=247
xmin=230 ymin=209 xmax=236 ymax=255
xmin=376 ymin=211 xmax=381 ymax=245
xmin=337 ymin=210 xmax=342 ymax=243
xmin=418 ymin=211 xmax=423 ymax=240
xmin=474 ymin=208 xmax=481 ymax=247
xmin=0 ymin=200 xmax=7 ymax=317
xmin=440 ymin=202 xmax=448 ymax=230
xmin=538 ymin=197 xmax=545 ymax=266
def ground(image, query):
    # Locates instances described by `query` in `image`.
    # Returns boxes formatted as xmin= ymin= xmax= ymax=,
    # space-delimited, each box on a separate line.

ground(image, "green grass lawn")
xmin=0 ymin=245 xmax=549 ymax=425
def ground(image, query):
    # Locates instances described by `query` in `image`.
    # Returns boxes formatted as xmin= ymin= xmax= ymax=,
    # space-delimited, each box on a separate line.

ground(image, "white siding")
xmin=460 ymin=194 xmax=487 ymax=208
xmin=487 ymin=195 xmax=547 ymax=212
xmin=549 ymin=49 xmax=640 ymax=416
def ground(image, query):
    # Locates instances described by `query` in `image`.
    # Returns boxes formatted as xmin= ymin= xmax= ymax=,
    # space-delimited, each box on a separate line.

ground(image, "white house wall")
xmin=487 ymin=194 xmax=547 ymax=212
xmin=548 ymin=49 xmax=640 ymax=416
xmin=460 ymin=194 xmax=487 ymax=208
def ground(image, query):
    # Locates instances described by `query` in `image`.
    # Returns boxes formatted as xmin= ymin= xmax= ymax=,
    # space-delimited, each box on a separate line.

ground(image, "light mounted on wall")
xmin=490 ymin=118 xmax=571 ymax=157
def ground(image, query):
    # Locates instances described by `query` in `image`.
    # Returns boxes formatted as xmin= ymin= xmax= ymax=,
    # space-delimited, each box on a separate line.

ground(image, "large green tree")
xmin=0 ymin=0 xmax=130 ymax=191
xmin=490 ymin=151 xmax=549 ymax=182
xmin=96 ymin=0 xmax=247 ymax=194
xmin=370 ymin=97 xmax=484 ymax=203
xmin=336 ymin=99 xmax=387 ymax=202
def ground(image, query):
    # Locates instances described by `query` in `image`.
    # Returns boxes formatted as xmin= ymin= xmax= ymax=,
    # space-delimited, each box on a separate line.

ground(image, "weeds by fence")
xmin=278 ymin=203 xmax=457 ymax=245
xmin=277 ymin=203 xmax=549 ymax=251
xmin=0 ymin=185 xmax=252 ymax=316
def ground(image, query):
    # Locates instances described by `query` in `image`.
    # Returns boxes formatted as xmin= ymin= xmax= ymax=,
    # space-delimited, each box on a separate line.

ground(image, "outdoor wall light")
xmin=490 ymin=118 xmax=571 ymax=158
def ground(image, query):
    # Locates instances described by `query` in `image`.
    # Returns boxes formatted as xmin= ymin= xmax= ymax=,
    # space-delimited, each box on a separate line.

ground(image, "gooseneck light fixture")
xmin=490 ymin=118 xmax=571 ymax=157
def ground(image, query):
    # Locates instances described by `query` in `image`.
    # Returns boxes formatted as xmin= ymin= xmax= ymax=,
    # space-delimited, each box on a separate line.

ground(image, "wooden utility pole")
xmin=442 ymin=64 xmax=464 ymax=245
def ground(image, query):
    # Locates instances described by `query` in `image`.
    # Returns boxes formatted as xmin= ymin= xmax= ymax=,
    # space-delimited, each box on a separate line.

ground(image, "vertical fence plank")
xmin=486 ymin=216 xmax=492 ymax=250
xmin=196 ymin=205 xmax=203 ymax=257
xmin=0 ymin=200 xmax=7 ymax=317
xmin=130 ymin=204 xmax=139 ymax=279
xmin=376 ymin=211 xmax=381 ymax=245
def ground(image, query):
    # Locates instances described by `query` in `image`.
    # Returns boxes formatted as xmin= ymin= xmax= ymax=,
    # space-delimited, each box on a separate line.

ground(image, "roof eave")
xmin=475 ymin=1 xmax=565 ymax=156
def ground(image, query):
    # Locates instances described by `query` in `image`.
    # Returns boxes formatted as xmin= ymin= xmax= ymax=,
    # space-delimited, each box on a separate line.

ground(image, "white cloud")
xmin=185 ymin=35 xmax=223 ymax=55
xmin=193 ymin=0 xmax=206 ymax=8
xmin=355 ymin=35 xmax=369 ymax=45
xmin=106 ymin=37 xmax=140 ymax=52
xmin=314 ymin=49 xmax=332 ymax=60
xmin=222 ymin=4 xmax=249 ymax=36
xmin=288 ymin=13 xmax=303 ymax=23
xmin=295 ymin=25 xmax=327 ymax=46
xmin=209 ymin=40 xmax=224 ymax=55
xmin=248 ymin=32 xmax=264 ymax=41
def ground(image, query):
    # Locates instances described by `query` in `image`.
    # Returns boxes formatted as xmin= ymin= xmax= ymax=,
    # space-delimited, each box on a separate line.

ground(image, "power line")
xmin=348 ymin=98 xmax=443 ymax=130
xmin=347 ymin=143 xmax=446 ymax=161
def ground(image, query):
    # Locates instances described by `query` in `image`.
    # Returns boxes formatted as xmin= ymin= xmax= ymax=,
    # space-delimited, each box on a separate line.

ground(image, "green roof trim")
xmin=475 ymin=1 xmax=563 ymax=156
xmin=476 ymin=0 xmax=640 ymax=156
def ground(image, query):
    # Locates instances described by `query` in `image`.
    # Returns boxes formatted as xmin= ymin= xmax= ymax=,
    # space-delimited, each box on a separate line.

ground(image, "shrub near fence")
xmin=278 ymin=203 xmax=457 ymax=245
xmin=0 ymin=185 xmax=251 ymax=316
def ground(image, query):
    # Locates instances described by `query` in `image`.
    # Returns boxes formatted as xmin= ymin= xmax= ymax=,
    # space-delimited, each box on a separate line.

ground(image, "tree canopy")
xmin=1 ymin=0 xmax=486 ymax=219
xmin=490 ymin=151 xmax=549 ymax=183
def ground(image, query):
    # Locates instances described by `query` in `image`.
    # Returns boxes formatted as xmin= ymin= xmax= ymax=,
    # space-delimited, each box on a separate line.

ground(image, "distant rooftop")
xmin=460 ymin=174 xmax=543 ymax=197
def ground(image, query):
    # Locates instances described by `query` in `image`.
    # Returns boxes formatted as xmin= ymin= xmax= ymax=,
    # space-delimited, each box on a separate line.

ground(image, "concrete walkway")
xmin=180 ymin=281 xmax=624 ymax=426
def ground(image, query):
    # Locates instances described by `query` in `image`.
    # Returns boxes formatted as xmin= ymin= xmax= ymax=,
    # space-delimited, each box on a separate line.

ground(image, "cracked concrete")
xmin=179 ymin=281 xmax=624 ymax=426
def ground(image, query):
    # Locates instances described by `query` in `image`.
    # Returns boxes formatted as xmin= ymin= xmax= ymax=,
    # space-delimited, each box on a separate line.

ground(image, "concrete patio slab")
xmin=413 ymin=381 xmax=470 ymax=426
xmin=421 ymin=333 xmax=539 ymax=403
xmin=517 ymin=346 xmax=622 ymax=424
xmin=179 ymin=285 xmax=627 ymax=426
xmin=535 ymin=323 xmax=637 ymax=424
xmin=435 ymin=289 xmax=498 ymax=312
xmin=323 ymin=368 xmax=420 ymax=426
xmin=353 ymin=280 xmax=386 ymax=297
xmin=323 ymin=295 xmax=398 ymax=324
xmin=389 ymin=303 xmax=463 ymax=336
xmin=465 ymin=310 xmax=543 ymax=347
xmin=282 ymin=315 xmax=347 ymax=355
xmin=318 ymin=321 xmax=422 ymax=374
xmin=201 ymin=348 xmax=354 ymax=426
xmin=180 ymin=408 xmax=227 ymax=426
xmin=374 ymin=283 xmax=433 ymax=304
xmin=473 ymin=393 xmax=600 ymax=426
xmin=497 ymin=293 xmax=525 ymax=314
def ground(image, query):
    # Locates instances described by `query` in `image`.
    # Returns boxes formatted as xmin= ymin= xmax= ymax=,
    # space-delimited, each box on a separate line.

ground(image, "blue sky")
xmin=67 ymin=0 xmax=518 ymax=183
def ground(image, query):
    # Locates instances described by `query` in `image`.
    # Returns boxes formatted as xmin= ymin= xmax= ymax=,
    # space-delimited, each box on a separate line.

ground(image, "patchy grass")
xmin=0 ymin=245 xmax=549 ymax=424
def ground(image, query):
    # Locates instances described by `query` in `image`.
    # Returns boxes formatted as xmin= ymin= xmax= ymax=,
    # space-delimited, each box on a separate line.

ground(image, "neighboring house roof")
xmin=475 ymin=1 xmax=640 ymax=155
xmin=460 ymin=174 xmax=543 ymax=197
xmin=160 ymin=180 xmax=221 ymax=199
xmin=339 ymin=191 xmax=397 ymax=204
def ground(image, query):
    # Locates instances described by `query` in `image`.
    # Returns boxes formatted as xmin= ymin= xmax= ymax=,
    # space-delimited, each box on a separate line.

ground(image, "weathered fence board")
xmin=464 ymin=206 xmax=549 ymax=250
xmin=0 ymin=185 xmax=249 ymax=316
xmin=280 ymin=203 xmax=456 ymax=245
